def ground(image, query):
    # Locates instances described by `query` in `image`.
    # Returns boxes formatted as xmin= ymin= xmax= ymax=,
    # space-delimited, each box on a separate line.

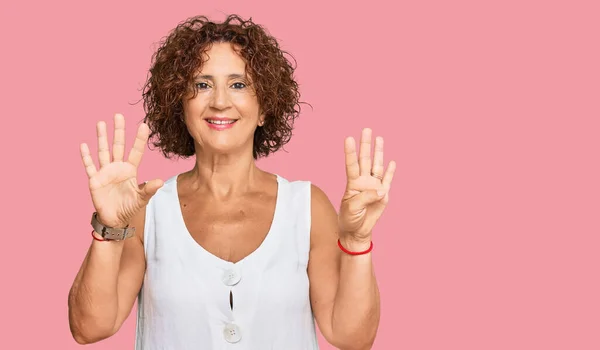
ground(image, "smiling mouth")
xmin=206 ymin=119 xmax=237 ymax=125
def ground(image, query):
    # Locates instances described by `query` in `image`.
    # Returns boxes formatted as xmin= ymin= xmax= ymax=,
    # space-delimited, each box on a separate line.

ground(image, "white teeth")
xmin=207 ymin=119 xmax=235 ymax=125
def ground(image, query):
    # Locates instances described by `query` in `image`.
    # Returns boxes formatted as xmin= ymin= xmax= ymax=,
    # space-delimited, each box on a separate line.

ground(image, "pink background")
xmin=1 ymin=0 xmax=599 ymax=349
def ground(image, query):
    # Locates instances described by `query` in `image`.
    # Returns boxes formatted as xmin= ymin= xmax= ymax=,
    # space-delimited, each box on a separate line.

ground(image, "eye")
xmin=231 ymin=82 xmax=246 ymax=89
xmin=195 ymin=82 xmax=210 ymax=89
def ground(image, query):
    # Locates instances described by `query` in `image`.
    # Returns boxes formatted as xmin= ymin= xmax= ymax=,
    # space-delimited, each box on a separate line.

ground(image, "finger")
xmin=382 ymin=160 xmax=397 ymax=189
xmin=344 ymin=137 xmax=360 ymax=180
xmin=139 ymin=178 xmax=164 ymax=202
xmin=127 ymin=123 xmax=150 ymax=168
xmin=371 ymin=136 xmax=384 ymax=179
xmin=348 ymin=189 xmax=386 ymax=214
xmin=80 ymin=143 xmax=97 ymax=178
xmin=359 ymin=128 xmax=372 ymax=176
xmin=112 ymin=113 xmax=126 ymax=162
xmin=97 ymin=121 xmax=110 ymax=168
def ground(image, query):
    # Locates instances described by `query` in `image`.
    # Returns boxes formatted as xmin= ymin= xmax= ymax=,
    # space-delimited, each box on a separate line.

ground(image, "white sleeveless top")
xmin=135 ymin=174 xmax=319 ymax=349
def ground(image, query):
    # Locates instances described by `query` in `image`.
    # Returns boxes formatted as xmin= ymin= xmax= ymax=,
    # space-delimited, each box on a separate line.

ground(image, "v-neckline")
xmin=173 ymin=173 xmax=283 ymax=268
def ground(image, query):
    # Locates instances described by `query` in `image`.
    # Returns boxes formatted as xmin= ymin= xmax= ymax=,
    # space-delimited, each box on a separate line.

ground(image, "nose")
xmin=209 ymin=85 xmax=232 ymax=110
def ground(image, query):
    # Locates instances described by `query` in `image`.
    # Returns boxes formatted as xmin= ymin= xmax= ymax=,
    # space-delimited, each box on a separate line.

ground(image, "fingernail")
xmin=377 ymin=189 xmax=386 ymax=196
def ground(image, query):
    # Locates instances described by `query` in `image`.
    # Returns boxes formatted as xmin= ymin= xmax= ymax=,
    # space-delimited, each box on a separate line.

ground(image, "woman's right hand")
xmin=80 ymin=113 xmax=163 ymax=229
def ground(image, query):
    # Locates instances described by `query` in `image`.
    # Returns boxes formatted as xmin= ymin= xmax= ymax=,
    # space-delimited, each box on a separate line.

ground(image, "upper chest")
xmin=178 ymin=188 xmax=278 ymax=263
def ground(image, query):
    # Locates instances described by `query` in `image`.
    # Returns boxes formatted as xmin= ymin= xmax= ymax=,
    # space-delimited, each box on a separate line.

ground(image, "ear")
xmin=258 ymin=115 xmax=265 ymax=126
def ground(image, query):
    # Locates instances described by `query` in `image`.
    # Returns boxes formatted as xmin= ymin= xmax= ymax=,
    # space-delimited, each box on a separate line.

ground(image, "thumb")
xmin=348 ymin=189 xmax=387 ymax=214
xmin=139 ymin=178 xmax=164 ymax=201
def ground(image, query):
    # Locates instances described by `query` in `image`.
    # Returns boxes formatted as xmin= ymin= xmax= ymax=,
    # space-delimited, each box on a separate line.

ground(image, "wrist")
xmin=91 ymin=212 xmax=135 ymax=241
xmin=338 ymin=235 xmax=372 ymax=253
xmin=91 ymin=230 xmax=111 ymax=242
xmin=96 ymin=213 xmax=129 ymax=229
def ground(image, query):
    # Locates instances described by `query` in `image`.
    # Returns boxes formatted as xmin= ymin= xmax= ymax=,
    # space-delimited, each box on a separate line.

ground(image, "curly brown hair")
xmin=140 ymin=14 xmax=304 ymax=159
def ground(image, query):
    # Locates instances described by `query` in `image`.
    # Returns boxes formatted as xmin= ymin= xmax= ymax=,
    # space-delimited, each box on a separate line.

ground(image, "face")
xmin=183 ymin=42 xmax=264 ymax=156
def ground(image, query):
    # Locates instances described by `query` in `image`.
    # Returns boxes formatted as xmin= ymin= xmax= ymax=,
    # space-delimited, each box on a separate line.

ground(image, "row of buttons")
xmin=222 ymin=268 xmax=241 ymax=342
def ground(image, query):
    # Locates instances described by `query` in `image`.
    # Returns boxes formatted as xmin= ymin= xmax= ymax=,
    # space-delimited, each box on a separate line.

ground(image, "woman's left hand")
xmin=338 ymin=128 xmax=396 ymax=249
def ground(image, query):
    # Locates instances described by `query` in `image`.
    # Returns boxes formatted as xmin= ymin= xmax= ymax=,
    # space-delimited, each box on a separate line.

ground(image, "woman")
xmin=68 ymin=14 xmax=396 ymax=350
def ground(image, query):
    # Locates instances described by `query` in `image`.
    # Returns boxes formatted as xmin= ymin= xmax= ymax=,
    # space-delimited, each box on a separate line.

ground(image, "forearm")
xmin=331 ymin=238 xmax=380 ymax=350
xmin=68 ymin=236 xmax=124 ymax=343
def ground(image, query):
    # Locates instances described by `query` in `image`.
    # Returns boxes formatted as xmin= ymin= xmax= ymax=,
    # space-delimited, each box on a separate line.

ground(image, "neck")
xmin=186 ymin=145 xmax=261 ymax=199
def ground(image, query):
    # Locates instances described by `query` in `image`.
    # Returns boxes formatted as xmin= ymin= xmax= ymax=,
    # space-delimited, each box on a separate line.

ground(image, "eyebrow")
xmin=194 ymin=74 xmax=246 ymax=80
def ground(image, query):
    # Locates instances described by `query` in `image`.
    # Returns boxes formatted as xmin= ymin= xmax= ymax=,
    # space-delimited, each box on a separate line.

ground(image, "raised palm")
xmin=80 ymin=114 xmax=163 ymax=228
xmin=339 ymin=128 xmax=396 ymax=242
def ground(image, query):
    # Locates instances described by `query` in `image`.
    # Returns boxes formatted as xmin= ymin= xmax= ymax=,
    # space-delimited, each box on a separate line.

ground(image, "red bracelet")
xmin=91 ymin=230 xmax=111 ymax=242
xmin=337 ymin=239 xmax=373 ymax=255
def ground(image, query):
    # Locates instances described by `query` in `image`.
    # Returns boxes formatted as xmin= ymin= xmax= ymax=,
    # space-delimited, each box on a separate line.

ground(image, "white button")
xmin=222 ymin=269 xmax=241 ymax=286
xmin=223 ymin=323 xmax=242 ymax=343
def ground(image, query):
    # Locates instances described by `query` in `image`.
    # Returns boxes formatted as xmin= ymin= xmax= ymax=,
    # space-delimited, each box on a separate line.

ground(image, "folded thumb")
xmin=349 ymin=189 xmax=386 ymax=213
xmin=141 ymin=179 xmax=164 ymax=200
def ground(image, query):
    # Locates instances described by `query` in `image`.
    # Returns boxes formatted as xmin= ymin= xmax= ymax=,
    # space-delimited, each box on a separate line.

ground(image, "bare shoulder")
xmin=310 ymin=184 xmax=336 ymax=214
xmin=309 ymin=183 xmax=340 ymax=247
